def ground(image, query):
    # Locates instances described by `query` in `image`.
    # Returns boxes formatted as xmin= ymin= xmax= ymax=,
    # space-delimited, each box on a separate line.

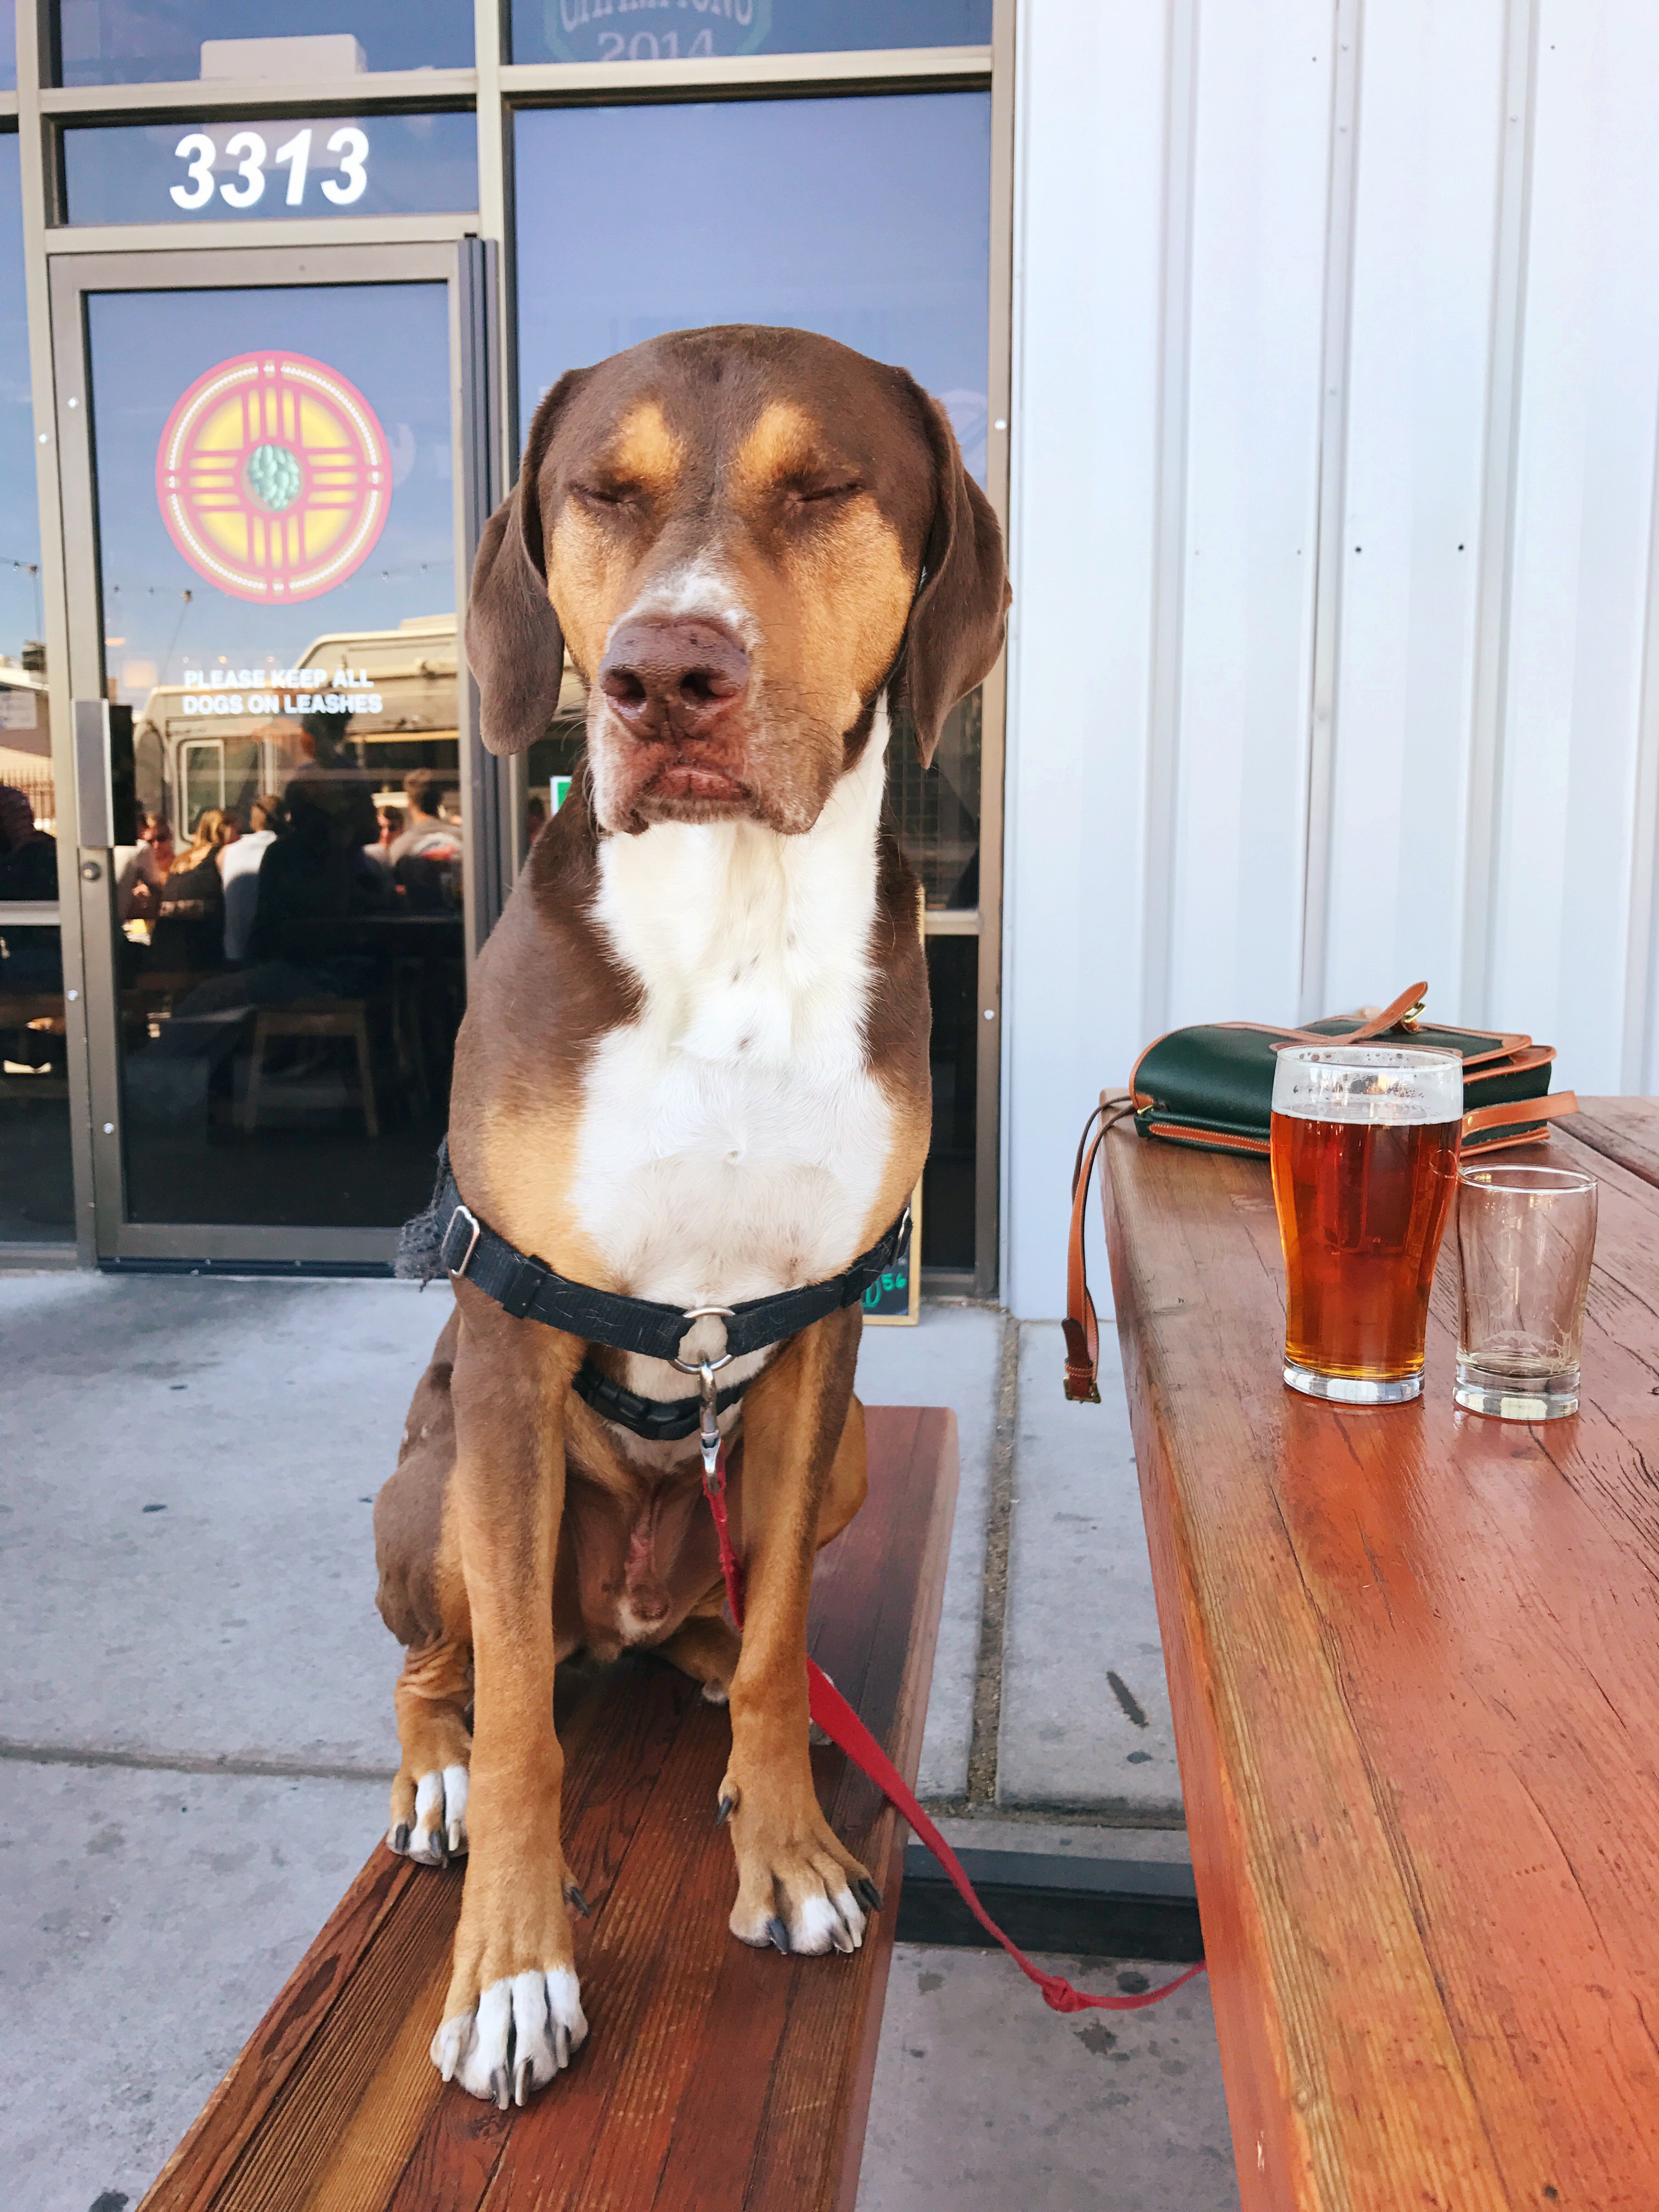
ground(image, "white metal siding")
xmin=1003 ymin=0 xmax=1659 ymax=1317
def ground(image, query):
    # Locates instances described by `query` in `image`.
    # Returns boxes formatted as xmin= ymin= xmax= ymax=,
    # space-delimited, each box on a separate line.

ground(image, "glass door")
xmin=52 ymin=241 xmax=496 ymax=1263
xmin=0 ymin=136 xmax=74 ymax=1254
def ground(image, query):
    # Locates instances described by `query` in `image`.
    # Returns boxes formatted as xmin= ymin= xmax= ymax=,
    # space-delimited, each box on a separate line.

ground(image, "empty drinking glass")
xmin=1454 ymin=1165 xmax=1598 ymax=1419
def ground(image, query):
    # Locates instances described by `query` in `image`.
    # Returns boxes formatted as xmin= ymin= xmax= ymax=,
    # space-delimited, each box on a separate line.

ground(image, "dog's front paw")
xmin=721 ymin=1781 xmax=879 ymax=1956
xmin=433 ymin=1849 xmax=589 ymax=2104
xmin=389 ymin=1763 xmax=469 ymax=1865
xmin=431 ymin=1966 xmax=588 ymax=2107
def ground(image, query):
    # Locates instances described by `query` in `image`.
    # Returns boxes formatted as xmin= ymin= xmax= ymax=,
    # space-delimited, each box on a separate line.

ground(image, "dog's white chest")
xmin=572 ymin=725 xmax=892 ymax=1319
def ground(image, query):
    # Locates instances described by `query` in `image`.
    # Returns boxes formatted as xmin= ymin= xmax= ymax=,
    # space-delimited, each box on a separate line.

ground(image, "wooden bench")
xmin=139 ymin=1406 xmax=958 ymax=2212
xmin=1102 ymin=1105 xmax=1659 ymax=2209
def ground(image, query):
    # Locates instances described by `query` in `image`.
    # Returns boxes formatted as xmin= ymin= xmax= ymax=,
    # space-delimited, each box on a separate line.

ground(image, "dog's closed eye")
xmin=785 ymin=479 xmax=862 ymax=511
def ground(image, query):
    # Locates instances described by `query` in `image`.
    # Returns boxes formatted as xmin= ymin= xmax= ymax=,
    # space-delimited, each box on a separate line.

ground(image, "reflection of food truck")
xmin=133 ymin=614 xmax=461 ymax=833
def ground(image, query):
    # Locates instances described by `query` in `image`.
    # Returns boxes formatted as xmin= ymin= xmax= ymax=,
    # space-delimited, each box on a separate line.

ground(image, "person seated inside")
xmin=222 ymin=792 xmax=285 ymax=964
xmin=0 ymin=783 xmax=63 ymax=991
xmin=369 ymin=804 xmax=405 ymax=868
xmin=117 ymin=811 xmax=173 ymax=928
xmin=148 ymin=808 xmax=235 ymax=973
xmin=386 ymin=769 xmax=459 ymax=866
xmin=247 ymin=777 xmax=390 ymax=966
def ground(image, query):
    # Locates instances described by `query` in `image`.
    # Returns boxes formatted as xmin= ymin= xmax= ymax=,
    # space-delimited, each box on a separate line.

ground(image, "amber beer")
xmin=1269 ymin=1046 xmax=1464 ymax=1404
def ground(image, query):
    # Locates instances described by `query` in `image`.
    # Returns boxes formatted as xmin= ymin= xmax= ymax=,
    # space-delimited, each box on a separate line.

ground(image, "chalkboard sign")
xmin=862 ymin=1178 xmax=922 ymax=1327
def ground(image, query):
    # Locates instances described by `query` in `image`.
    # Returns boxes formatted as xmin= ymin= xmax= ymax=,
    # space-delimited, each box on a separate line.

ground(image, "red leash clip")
xmin=698 ymin=1432 xmax=1206 ymax=2017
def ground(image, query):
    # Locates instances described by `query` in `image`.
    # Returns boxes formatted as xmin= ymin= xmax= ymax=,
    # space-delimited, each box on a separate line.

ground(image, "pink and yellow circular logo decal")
xmin=155 ymin=352 xmax=391 ymax=604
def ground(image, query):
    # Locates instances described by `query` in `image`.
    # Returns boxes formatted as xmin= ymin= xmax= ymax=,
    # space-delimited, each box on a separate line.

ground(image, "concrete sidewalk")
xmin=0 ymin=1272 xmax=1232 ymax=2212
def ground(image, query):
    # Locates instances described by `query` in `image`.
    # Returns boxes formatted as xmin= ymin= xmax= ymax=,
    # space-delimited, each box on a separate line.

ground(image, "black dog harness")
xmin=404 ymin=1159 xmax=909 ymax=1444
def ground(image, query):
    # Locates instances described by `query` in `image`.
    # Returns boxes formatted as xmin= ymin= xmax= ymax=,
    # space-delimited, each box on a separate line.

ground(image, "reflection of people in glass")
xmin=149 ymin=808 xmax=234 ymax=972
xmin=0 ymin=785 xmax=63 ymax=992
xmin=117 ymin=811 xmax=175 ymax=927
xmin=0 ymin=783 xmax=55 ymax=900
xmin=386 ymin=769 xmax=453 ymax=865
xmin=222 ymin=791 xmax=286 ymax=964
xmin=286 ymin=709 xmax=379 ymax=845
xmin=247 ymin=777 xmax=388 ymax=963
xmin=384 ymin=767 xmax=462 ymax=912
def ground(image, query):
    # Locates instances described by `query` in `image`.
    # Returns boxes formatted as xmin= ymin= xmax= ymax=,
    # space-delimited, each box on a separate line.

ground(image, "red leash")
xmin=700 ymin=1438 xmax=1206 ymax=2015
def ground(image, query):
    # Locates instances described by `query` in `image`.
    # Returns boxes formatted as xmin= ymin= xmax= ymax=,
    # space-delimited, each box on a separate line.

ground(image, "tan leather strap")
xmin=1341 ymin=978 xmax=1429 ymax=1040
xmin=1463 ymin=1090 xmax=1578 ymax=1141
xmin=1259 ymin=978 xmax=1432 ymax=1052
xmin=1063 ymin=1094 xmax=1135 ymax=1403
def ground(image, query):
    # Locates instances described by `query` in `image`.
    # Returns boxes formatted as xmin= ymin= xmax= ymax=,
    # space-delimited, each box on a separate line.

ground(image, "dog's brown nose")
xmin=597 ymin=617 xmax=750 ymax=741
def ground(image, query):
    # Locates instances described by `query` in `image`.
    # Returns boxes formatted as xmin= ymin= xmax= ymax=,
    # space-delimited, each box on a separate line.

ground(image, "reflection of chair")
xmin=242 ymin=1001 xmax=379 ymax=1137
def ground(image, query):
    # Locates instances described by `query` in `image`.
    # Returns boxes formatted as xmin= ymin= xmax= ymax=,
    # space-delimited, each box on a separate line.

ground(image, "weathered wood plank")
xmin=139 ymin=1406 xmax=958 ymax=2212
xmin=1563 ymin=1096 xmax=1659 ymax=1190
xmin=1103 ymin=1119 xmax=1659 ymax=2211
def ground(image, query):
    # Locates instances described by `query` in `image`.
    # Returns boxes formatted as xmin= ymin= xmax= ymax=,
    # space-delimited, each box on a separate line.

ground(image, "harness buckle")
xmin=441 ymin=1203 xmax=482 ymax=1280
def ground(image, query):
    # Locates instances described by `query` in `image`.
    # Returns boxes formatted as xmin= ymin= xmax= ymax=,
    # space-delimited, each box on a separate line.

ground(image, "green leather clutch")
xmin=1130 ymin=981 xmax=1576 ymax=1159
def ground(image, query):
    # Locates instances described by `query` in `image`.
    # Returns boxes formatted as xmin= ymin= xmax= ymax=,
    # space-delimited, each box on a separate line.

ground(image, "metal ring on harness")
xmin=670 ymin=1305 xmax=737 ymax=1378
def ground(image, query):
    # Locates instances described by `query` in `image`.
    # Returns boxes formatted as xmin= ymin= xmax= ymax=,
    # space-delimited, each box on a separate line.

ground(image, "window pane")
xmin=0 ymin=136 xmax=65 ymax=1244
xmin=0 ymin=4 xmax=15 ymax=92
xmin=516 ymin=93 xmax=991 ymax=483
xmin=0 ymin=139 xmax=44 ymax=676
xmin=512 ymin=0 xmax=990 ymax=66
xmin=0 ymin=919 xmax=75 ymax=1241
xmin=922 ymin=934 xmax=976 ymax=1271
xmin=54 ymin=8 xmax=472 ymax=87
xmin=888 ymin=687 xmax=981 ymax=910
xmin=86 ymin=283 xmax=464 ymax=1228
xmin=62 ymin=114 xmax=479 ymax=226
xmin=515 ymin=91 xmax=991 ymax=1270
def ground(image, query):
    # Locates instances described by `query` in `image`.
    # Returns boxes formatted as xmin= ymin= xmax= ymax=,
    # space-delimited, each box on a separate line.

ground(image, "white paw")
xmin=791 ymin=1885 xmax=867 ymax=1956
xmin=390 ymin=1764 xmax=469 ymax=1864
xmin=733 ymin=1871 xmax=871 ymax=1955
xmin=431 ymin=1968 xmax=588 ymax=2106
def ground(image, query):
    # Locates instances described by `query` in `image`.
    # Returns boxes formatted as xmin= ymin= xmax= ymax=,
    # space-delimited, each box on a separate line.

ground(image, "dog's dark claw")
xmin=431 ymin=1830 xmax=450 ymax=1869
xmin=715 ymin=1795 xmax=735 ymax=1826
xmin=856 ymin=1877 xmax=884 ymax=1914
xmin=766 ymin=1916 xmax=792 ymax=1955
xmin=391 ymin=1823 xmax=410 ymax=1855
xmin=490 ymin=2065 xmax=510 ymax=2111
xmin=566 ymin=1883 xmax=590 ymax=1917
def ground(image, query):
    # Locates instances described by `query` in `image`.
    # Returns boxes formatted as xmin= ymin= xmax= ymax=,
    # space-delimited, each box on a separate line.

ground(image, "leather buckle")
xmin=441 ymin=1204 xmax=482 ymax=1279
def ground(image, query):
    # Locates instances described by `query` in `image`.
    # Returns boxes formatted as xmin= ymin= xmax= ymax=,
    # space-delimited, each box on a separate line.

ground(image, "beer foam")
xmin=1271 ymin=1045 xmax=1464 ymax=1126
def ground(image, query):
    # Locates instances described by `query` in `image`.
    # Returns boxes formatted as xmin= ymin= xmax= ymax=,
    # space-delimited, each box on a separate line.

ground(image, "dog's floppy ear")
xmin=465 ymin=369 xmax=586 ymax=758
xmin=895 ymin=388 xmax=1011 ymax=768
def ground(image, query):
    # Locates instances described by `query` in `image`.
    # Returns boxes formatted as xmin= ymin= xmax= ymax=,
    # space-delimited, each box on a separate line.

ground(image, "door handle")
xmin=74 ymin=697 xmax=112 ymax=847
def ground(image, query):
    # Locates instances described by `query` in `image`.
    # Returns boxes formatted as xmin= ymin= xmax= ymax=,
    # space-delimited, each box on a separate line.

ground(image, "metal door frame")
xmin=48 ymin=238 xmax=499 ymax=1265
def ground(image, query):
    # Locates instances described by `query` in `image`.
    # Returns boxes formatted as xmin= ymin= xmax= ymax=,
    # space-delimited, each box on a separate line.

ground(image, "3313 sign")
xmin=171 ymin=125 xmax=370 ymax=211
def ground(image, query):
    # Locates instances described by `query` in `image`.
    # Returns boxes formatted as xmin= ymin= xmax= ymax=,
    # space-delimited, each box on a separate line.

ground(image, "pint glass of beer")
xmin=1269 ymin=1045 xmax=1464 ymax=1403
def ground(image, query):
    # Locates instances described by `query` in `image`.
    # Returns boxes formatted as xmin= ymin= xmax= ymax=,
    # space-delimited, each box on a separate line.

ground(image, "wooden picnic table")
xmin=1102 ymin=1098 xmax=1659 ymax=2212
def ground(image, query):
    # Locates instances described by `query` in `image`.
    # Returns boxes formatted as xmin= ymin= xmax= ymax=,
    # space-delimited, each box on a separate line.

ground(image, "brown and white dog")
xmin=373 ymin=324 xmax=1008 ymax=2106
